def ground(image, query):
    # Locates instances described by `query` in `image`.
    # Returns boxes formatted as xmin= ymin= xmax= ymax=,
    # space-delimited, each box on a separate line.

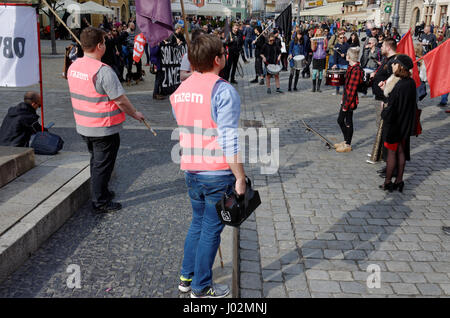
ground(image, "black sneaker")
xmin=191 ymin=284 xmax=230 ymax=298
xmin=231 ymin=80 xmax=238 ymax=84
xmin=250 ymin=78 xmax=258 ymax=83
xmin=259 ymin=79 xmax=265 ymax=85
xmin=178 ymin=276 xmax=192 ymax=293
xmin=93 ymin=201 xmax=122 ymax=213
xmin=276 ymin=88 xmax=283 ymax=93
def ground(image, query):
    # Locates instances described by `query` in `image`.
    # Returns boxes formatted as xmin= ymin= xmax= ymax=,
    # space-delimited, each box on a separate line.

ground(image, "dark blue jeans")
xmin=181 ymin=172 xmax=235 ymax=292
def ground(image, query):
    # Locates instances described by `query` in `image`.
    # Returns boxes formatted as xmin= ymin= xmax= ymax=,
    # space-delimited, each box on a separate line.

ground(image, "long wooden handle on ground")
xmin=41 ymin=0 xmax=82 ymax=47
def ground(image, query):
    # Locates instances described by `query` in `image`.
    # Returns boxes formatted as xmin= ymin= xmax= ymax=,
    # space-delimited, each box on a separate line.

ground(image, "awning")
xmin=41 ymin=0 xmax=80 ymax=14
xmin=171 ymin=0 xmax=198 ymax=15
xmin=79 ymin=1 xmax=114 ymax=15
xmin=196 ymin=2 xmax=232 ymax=17
xmin=299 ymin=2 xmax=344 ymax=17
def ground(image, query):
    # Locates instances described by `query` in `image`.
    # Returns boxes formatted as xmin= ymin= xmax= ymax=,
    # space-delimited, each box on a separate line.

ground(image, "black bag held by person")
xmin=30 ymin=123 xmax=64 ymax=155
xmin=215 ymin=177 xmax=261 ymax=227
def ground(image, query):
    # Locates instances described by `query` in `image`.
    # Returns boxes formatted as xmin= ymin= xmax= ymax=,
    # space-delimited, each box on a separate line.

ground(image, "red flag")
xmin=422 ymin=38 xmax=450 ymax=98
xmin=397 ymin=29 xmax=421 ymax=88
xmin=133 ymin=33 xmax=146 ymax=63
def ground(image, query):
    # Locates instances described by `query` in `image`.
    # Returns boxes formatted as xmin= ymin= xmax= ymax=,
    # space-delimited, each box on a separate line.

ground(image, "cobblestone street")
xmin=0 ymin=40 xmax=449 ymax=297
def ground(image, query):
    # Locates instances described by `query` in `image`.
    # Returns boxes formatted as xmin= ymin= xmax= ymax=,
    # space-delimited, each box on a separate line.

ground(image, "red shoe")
xmin=446 ymin=109 xmax=450 ymax=113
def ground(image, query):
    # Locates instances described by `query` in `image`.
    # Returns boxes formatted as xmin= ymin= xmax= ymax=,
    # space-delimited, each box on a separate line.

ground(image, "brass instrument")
xmin=367 ymin=119 xmax=383 ymax=164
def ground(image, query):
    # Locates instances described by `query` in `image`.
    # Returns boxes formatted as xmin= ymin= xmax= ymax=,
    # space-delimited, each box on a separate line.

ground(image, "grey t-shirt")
xmin=77 ymin=65 xmax=126 ymax=137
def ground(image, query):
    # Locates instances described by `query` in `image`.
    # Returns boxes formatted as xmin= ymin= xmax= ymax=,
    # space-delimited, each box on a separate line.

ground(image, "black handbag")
xmin=215 ymin=177 xmax=261 ymax=227
xmin=30 ymin=131 xmax=64 ymax=155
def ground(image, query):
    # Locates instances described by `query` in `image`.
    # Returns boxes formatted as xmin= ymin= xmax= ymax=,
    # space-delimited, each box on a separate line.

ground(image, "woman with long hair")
xmin=378 ymin=54 xmax=417 ymax=192
xmin=347 ymin=32 xmax=360 ymax=47
xmin=288 ymin=31 xmax=307 ymax=91
xmin=310 ymin=28 xmax=328 ymax=92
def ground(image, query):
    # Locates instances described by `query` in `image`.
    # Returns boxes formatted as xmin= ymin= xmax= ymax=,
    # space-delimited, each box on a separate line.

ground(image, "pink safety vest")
xmin=67 ymin=56 xmax=125 ymax=135
xmin=170 ymin=72 xmax=230 ymax=171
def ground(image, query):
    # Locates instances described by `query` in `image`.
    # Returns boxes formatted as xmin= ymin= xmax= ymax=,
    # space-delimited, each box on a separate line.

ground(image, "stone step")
xmin=0 ymin=152 xmax=90 ymax=283
xmin=0 ymin=146 xmax=35 ymax=188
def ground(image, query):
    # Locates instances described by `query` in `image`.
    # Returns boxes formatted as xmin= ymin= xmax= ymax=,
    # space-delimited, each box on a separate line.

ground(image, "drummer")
xmin=288 ymin=32 xmax=307 ymax=92
xmin=261 ymin=33 xmax=283 ymax=94
xmin=331 ymin=33 xmax=350 ymax=96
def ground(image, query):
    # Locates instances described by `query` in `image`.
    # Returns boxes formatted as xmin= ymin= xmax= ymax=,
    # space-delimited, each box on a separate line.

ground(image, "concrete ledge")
xmin=0 ymin=167 xmax=90 ymax=283
xmin=0 ymin=147 xmax=35 ymax=188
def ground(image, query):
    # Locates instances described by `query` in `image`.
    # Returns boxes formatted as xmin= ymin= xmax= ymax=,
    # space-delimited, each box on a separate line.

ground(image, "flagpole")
xmin=36 ymin=10 xmax=45 ymax=132
xmin=41 ymin=0 xmax=82 ymax=47
xmin=180 ymin=0 xmax=190 ymax=46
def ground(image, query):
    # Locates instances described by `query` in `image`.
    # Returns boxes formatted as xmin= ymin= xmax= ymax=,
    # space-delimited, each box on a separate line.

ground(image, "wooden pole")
xmin=36 ymin=13 xmax=45 ymax=131
xmin=180 ymin=0 xmax=191 ymax=46
xmin=41 ymin=0 xmax=82 ymax=47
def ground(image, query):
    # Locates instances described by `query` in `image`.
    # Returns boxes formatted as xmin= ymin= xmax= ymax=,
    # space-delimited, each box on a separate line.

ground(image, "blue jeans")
xmin=441 ymin=93 xmax=449 ymax=104
xmin=244 ymin=39 xmax=253 ymax=58
xmin=181 ymin=172 xmax=236 ymax=292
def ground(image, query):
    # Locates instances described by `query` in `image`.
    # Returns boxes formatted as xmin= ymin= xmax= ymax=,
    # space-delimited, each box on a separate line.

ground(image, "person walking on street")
xmin=170 ymin=34 xmax=246 ymax=298
xmin=225 ymin=23 xmax=242 ymax=84
xmin=250 ymin=26 xmax=266 ymax=85
xmin=67 ymin=27 xmax=145 ymax=213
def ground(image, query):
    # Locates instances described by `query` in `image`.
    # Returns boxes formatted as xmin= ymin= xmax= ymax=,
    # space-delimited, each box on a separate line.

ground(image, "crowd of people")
xmin=2 ymin=13 xmax=450 ymax=298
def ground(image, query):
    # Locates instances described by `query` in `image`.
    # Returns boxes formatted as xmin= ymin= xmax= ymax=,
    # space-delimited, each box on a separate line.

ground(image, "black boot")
xmin=250 ymin=77 xmax=258 ymax=83
xmin=317 ymin=79 xmax=322 ymax=92
xmin=294 ymin=72 xmax=299 ymax=91
xmin=311 ymin=79 xmax=316 ymax=92
xmin=288 ymin=75 xmax=293 ymax=91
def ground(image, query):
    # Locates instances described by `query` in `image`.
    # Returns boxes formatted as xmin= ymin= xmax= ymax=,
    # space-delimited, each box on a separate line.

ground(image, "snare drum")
xmin=325 ymin=69 xmax=346 ymax=86
xmin=293 ymin=55 xmax=305 ymax=70
xmin=267 ymin=64 xmax=282 ymax=75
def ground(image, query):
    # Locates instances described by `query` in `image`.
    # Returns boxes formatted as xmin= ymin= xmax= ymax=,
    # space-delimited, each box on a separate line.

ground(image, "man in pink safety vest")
xmin=67 ymin=27 xmax=145 ymax=213
xmin=170 ymin=34 xmax=246 ymax=298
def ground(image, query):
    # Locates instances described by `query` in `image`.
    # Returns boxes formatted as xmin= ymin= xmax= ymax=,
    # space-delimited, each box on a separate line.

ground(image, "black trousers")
xmin=228 ymin=52 xmax=240 ymax=82
xmin=82 ymin=133 xmax=120 ymax=208
xmin=337 ymin=108 xmax=354 ymax=145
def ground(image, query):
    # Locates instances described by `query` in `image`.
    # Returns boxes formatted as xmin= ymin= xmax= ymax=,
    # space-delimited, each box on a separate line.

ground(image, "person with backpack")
xmin=335 ymin=47 xmax=363 ymax=153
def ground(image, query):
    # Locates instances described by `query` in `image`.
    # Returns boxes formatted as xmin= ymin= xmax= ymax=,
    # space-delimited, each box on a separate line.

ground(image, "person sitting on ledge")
xmin=0 ymin=91 xmax=46 ymax=147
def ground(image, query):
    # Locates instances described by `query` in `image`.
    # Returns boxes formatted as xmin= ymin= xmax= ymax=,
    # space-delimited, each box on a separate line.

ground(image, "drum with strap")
xmin=267 ymin=64 xmax=282 ymax=75
xmin=325 ymin=69 xmax=346 ymax=86
xmin=293 ymin=55 xmax=305 ymax=70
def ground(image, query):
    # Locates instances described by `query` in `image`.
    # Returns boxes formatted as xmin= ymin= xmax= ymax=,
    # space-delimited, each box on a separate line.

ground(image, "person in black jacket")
xmin=250 ymin=26 xmax=266 ymax=84
xmin=0 ymin=92 xmax=45 ymax=147
xmin=225 ymin=23 xmax=243 ymax=84
xmin=378 ymin=55 xmax=417 ymax=193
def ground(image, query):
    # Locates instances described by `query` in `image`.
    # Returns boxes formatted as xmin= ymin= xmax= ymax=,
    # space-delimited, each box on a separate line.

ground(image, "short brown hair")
xmin=188 ymin=34 xmax=223 ymax=72
xmin=394 ymin=64 xmax=411 ymax=79
xmin=80 ymin=27 xmax=106 ymax=52
xmin=383 ymin=37 xmax=397 ymax=52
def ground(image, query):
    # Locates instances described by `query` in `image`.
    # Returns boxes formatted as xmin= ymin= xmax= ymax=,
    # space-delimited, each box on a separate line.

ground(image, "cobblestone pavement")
xmin=237 ymin=56 xmax=450 ymax=297
xmin=1 ymin=40 xmax=449 ymax=298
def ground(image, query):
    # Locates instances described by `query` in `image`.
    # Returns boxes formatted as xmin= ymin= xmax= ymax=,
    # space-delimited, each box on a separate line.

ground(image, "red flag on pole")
xmin=422 ymin=38 xmax=450 ymax=98
xmin=397 ymin=29 xmax=421 ymax=88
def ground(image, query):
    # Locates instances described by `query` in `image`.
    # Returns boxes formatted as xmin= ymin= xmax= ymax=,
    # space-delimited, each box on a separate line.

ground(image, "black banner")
xmin=275 ymin=3 xmax=292 ymax=43
xmin=160 ymin=42 xmax=187 ymax=96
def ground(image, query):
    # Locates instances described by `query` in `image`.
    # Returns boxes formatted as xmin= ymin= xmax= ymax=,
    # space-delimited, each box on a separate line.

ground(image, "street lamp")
xmin=391 ymin=0 xmax=400 ymax=29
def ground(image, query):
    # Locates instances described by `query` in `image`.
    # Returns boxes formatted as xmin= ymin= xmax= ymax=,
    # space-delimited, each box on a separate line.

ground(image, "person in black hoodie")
xmin=0 ymin=92 xmax=45 ymax=147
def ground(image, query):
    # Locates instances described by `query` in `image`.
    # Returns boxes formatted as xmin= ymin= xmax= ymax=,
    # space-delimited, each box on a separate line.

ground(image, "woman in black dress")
xmin=378 ymin=54 xmax=417 ymax=192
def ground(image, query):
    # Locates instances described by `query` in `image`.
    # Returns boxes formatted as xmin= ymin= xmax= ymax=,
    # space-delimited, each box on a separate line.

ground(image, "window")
xmin=440 ymin=5 xmax=448 ymax=26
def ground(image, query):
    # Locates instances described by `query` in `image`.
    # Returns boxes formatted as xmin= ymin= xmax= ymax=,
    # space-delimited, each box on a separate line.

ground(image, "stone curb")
xmin=0 ymin=167 xmax=90 ymax=283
